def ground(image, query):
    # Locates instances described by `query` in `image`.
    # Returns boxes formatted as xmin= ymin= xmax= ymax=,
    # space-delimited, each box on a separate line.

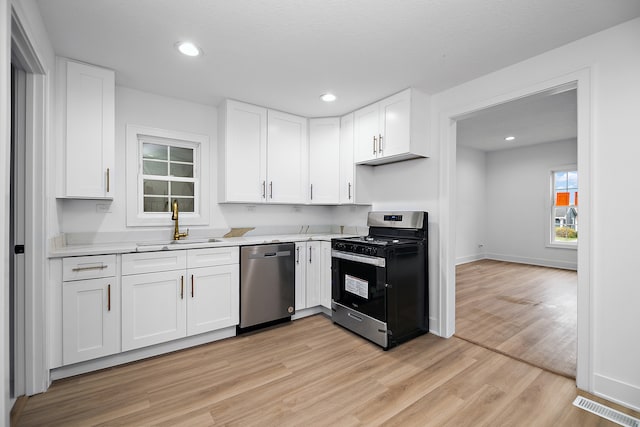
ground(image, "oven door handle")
xmin=331 ymin=250 xmax=386 ymax=268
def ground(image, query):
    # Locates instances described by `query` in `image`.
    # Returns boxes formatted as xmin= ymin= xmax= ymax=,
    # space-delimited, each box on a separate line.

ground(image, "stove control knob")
xmin=335 ymin=242 xmax=345 ymax=250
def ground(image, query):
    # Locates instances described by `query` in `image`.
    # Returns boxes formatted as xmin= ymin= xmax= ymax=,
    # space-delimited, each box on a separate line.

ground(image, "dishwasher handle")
xmin=248 ymin=250 xmax=292 ymax=259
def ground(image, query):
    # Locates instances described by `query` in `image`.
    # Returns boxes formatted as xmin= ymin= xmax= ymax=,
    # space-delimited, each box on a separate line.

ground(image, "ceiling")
xmin=36 ymin=0 xmax=640 ymax=117
xmin=457 ymin=89 xmax=578 ymax=152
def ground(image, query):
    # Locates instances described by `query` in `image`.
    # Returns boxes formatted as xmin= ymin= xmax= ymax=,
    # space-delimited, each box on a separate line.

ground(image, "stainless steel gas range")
xmin=331 ymin=211 xmax=428 ymax=349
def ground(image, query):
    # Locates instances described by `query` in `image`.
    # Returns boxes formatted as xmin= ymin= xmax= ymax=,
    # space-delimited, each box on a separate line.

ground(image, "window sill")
xmin=546 ymin=242 xmax=578 ymax=250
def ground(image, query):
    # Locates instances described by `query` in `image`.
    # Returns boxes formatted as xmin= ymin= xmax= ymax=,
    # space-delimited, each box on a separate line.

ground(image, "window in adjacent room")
xmin=551 ymin=168 xmax=578 ymax=246
xmin=126 ymin=125 xmax=209 ymax=227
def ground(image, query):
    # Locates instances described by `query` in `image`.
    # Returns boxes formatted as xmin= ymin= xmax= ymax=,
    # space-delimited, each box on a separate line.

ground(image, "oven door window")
xmin=332 ymin=257 xmax=386 ymax=321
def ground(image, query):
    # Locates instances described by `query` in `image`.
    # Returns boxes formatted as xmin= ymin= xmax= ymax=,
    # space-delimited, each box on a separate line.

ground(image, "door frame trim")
xmin=438 ymin=68 xmax=593 ymax=391
xmin=10 ymin=6 xmax=49 ymax=396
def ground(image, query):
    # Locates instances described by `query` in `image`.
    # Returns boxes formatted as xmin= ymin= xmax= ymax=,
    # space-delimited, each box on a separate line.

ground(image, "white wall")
xmin=455 ymin=146 xmax=486 ymax=264
xmin=60 ymin=86 xmax=357 ymax=237
xmin=485 ymin=140 xmax=577 ymax=269
xmin=431 ymin=17 xmax=640 ymax=410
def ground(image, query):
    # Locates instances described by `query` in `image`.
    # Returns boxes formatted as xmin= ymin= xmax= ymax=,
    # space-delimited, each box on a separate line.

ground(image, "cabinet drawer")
xmin=63 ymin=255 xmax=116 ymax=281
xmin=187 ymin=247 xmax=239 ymax=269
xmin=122 ymin=251 xmax=187 ymax=276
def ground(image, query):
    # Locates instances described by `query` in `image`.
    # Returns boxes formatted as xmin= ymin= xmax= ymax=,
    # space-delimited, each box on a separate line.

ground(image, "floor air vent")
xmin=573 ymin=396 xmax=640 ymax=427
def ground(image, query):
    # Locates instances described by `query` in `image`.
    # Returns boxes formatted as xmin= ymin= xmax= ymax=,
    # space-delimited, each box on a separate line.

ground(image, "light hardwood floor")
xmin=456 ymin=259 xmax=577 ymax=378
xmin=16 ymin=315 xmax=639 ymax=426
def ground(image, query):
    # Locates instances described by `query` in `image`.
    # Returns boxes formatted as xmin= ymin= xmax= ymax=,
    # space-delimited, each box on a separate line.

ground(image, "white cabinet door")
xmin=60 ymin=58 xmax=115 ymax=199
xmin=62 ymin=277 xmax=119 ymax=364
xmin=122 ymin=270 xmax=187 ymax=351
xmin=320 ymin=241 xmax=333 ymax=310
xmin=187 ymin=265 xmax=239 ymax=336
xmin=308 ymin=118 xmax=340 ymax=204
xmin=267 ymin=110 xmax=308 ymax=203
xmin=339 ymin=113 xmax=355 ymax=204
xmin=219 ymin=100 xmax=268 ymax=202
xmin=378 ymin=89 xmax=411 ymax=159
xmin=294 ymin=243 xmax=307 ymax=310
xmin=354 ymin=103 xmax=379 ymax=164
xmin=305 ymin=242 xmax=322 ymax=307
xmin=353 ymin=88 xmax=429 ymax=165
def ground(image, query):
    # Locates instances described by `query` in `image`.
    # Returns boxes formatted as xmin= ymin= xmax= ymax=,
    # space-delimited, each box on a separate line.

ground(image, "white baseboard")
xmin=485 ymin=253 xmax=577 ymax=270
xmin=456 ymin=254 xmax=486 ymax=266
xmin=428 ymin=315 xmax=442 ymax=337
xmin=594 ymin=373 xmax=640 ymax=412
xmin=50 ymin=326 xmax=236 ymax=381
xmin=291 ymin=305 xmax=330 ymax=320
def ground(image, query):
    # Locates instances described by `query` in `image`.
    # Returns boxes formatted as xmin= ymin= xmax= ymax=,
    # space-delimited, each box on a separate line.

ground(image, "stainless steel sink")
xmin=136 ymin=238 xmax=223 ymax=248
xmin=170 ymin=238 xmax=222 ymax=244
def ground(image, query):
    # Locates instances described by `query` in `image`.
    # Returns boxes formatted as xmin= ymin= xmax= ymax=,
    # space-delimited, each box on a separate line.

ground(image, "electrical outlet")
xmin=96 ymin=203 xmax=112 ymax=213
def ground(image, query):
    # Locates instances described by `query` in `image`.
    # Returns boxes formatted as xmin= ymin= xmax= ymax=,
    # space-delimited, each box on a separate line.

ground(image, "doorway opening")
xmin=452 ymin=86 xmax=579 ymax=378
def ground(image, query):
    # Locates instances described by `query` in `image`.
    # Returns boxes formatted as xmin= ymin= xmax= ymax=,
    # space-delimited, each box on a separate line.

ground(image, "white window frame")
xmin=547 ymin=164 xmax=578 ymax=250
xmin=126 ymin=125 xmax=210 ymax=227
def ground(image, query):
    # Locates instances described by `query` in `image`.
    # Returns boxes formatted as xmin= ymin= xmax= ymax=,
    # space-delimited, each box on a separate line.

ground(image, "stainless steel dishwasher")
xmin=239 ymin=243 xmax=295 ymax=329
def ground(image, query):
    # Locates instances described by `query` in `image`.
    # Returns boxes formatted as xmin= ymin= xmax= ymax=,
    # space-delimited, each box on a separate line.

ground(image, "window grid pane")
xmin=140 ymin=139 xmax=198 ymax=214
xmin=552 ymin=170 xmax=578 ymax=243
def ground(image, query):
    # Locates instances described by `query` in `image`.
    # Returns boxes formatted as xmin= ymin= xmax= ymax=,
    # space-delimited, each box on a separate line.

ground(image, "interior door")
xmin=10 ymin=64 xmax=26 ymax=400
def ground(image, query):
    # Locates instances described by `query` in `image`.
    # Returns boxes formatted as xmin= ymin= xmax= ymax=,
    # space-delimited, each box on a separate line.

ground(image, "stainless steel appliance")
xmin=239 ymin=243 xmax=295 ymax=329
xmin=331 ymin=211 xmax=428 ymax=349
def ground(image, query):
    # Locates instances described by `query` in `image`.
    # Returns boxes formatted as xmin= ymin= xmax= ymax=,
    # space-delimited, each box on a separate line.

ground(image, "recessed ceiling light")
xmin=320 ymin=93 xmax=337 ymax=102
xmin=505 ymin=136 xmax=515 ymax=141
xmin=176 ymin=41 xmax=202 ymax=57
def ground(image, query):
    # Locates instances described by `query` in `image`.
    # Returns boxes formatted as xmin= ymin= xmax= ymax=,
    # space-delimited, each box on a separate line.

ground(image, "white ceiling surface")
xmin=36 ymin=0 xmax=640 ymax=117
xmin=457 ymin=89 xmax=578 ymax=152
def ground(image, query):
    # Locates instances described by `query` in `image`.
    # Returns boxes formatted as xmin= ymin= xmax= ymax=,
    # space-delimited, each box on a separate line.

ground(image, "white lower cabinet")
xmin=121 ymin=270 xmax=187 ymax=351
xmin=62 ymin=255 xmax=119 ymax=365
xmin=187 ymin=264 xmax=239 ymax=335
xmin=320 ymin=241 xmax=332 ymax=309
xmin=121 ymin=247 xmax=239 ymax=352
xmin=294 ymin=241 xmax=332 ymax=311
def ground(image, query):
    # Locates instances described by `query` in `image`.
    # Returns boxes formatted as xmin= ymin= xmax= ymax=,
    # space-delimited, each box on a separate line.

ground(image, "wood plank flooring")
xmin=456 ymin=259 xmax=577 ymax=378
xmin=17 ymin=315 xmax=639 ymax=426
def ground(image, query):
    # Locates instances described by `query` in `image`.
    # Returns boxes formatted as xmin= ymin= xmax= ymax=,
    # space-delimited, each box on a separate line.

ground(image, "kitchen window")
xmin=550 ymin=168 xmax=578 ymax=247
xmin=126 ymin=125 xmax=210 ymax=226
xmin=141 ymin=140 xmax=196 ymax=213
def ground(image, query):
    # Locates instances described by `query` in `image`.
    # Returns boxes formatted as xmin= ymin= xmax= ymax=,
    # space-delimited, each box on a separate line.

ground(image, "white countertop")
xmin=49 ymin=233 xmax=356 ymax=258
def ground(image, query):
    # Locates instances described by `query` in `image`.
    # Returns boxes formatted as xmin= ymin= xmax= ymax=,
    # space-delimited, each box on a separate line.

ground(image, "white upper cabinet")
xmin=353 ymin=88 xmax=430 ymax=165
xmin=339 ymin=113 xmax=373 ymax=205
xmin=218 ymin=101 xmax=308 ymax=204
xmin=266 ymin=110 xmax=308 ymax=203
xmin=308 ymin=118 xmax=340 ymax=204
xmin=218 ymin=99 xmax=268 ymax=203
xmin=57 ymin=58 xmax=115 ymax=199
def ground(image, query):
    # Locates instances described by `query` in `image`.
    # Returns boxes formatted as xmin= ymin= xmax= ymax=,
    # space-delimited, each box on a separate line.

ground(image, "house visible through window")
xmin=141 ymin=140 xmax=196 ymax=213
xmin=552 ymin=169 xmax=578 ymax=244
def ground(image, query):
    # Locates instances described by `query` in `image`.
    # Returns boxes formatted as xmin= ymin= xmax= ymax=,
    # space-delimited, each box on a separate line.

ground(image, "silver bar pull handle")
xmin=269 ymin=181 xmax=273 ymax=199
xmin=348 ymin=182 xmax=352 ymax=200
xmin=347 ymin=312 xmax=363 ymax=322
xmin=262 ymin=180 xmax=266 ymax=199
xmin=72 ymin=264 xmax=107 ymax=272
xmin=296 ymin=246 xmax=300 ymax=264
xmin=373 ymin=136 xmax=377 ymax=154
xmin=310 ymin=184 xmax=313 ymax=200
xmin=309 ymin=246 xmax=312 ymax=264
xmin=379 ymin=134 xmax=383 ymax=154
xmin=107 ymin=284 xmax=111 ymax=311
xmin=106 ymin=168 xmax=110 ymax=193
